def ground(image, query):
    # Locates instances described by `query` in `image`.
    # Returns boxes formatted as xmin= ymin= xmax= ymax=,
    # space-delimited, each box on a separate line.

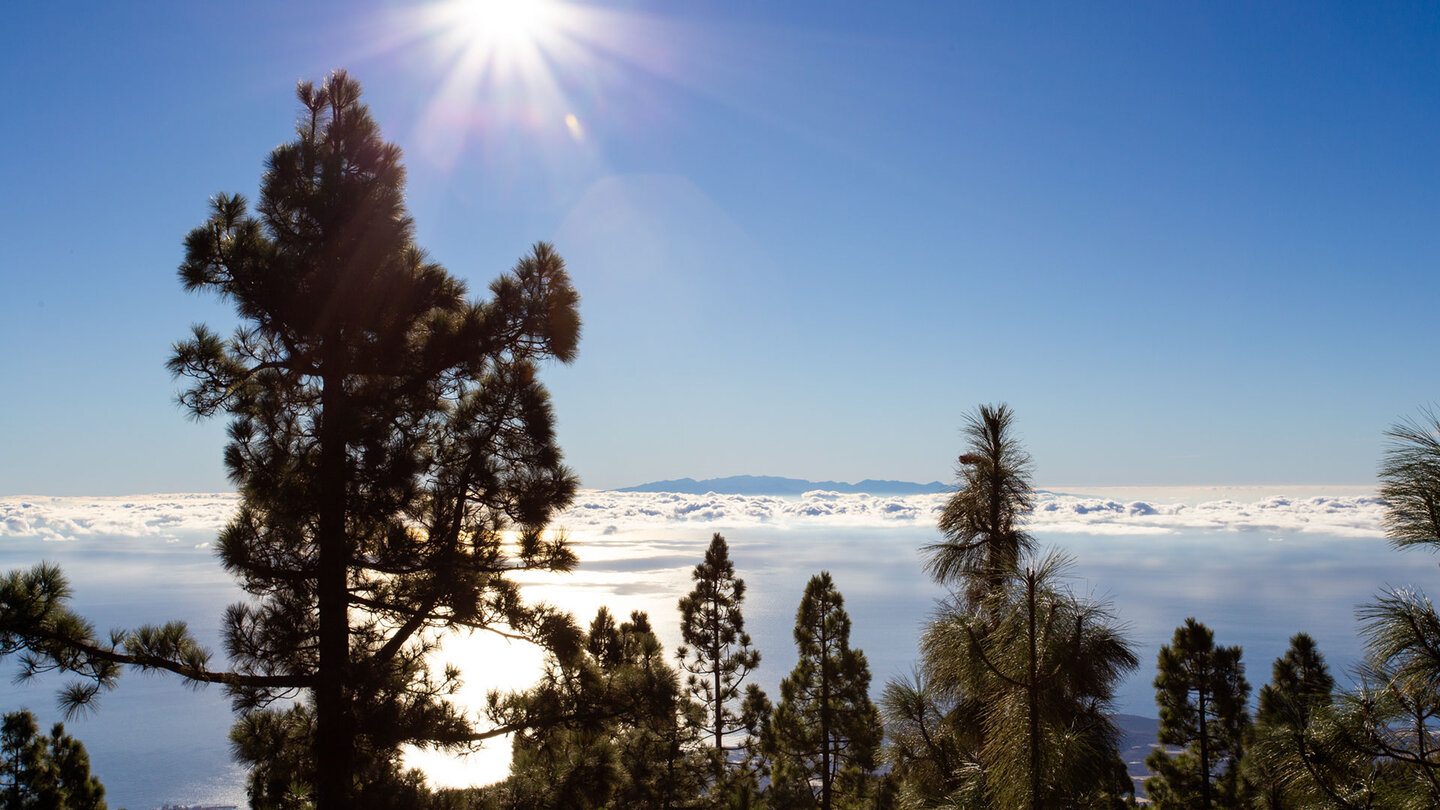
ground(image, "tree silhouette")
xmin=923 ymin=403 xmax=1035 ymax=603
xmin=676 ymin=533 xmax=763 ymax=771
xmin=485 ymin=608 xmax=709 ymax=809
xmin=1255 ymin=634 xmax=1335 ymax=732
xmin=0 ymin=711 xmax=43 ymax=810
xmin=0 ymin=711 xmax=105 ymax=810
xmin=764 ymin=572 xmax=881 ymax=810
xmin=0 ymin=70 xmax=581 ymax=809
xmin=1146 ymin=618 xmax=1250 ymax=810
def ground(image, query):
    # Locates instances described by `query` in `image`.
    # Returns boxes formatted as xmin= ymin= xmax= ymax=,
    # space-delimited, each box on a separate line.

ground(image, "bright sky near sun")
xmin=2 ymin=1 xmax=1438 ymax=495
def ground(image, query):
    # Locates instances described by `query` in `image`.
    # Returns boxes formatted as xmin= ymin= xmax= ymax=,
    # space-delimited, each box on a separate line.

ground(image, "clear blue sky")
xmin=2 ymin=1 xmax=1437 ymax=495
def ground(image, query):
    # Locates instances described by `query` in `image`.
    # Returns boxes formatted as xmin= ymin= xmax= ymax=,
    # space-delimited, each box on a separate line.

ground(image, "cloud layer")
xmin=0 ymin=488 xmax=1386 ymax=542
xmin=564 ymin=489 xmax=1385 ymax=536
xmin=0 ymin=494 xmax=240 ymax=543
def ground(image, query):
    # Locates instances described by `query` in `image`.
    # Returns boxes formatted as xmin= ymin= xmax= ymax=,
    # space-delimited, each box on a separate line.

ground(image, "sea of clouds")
xmin=0 ymin=487 xmax=1407 ymax=806
xmin=0 ymin=488 xmax=1387 ymax=542
xmin=0 ymin=493 xmax=241 ymax=545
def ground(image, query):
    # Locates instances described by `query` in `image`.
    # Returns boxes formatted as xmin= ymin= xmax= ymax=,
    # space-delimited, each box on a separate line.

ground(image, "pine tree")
xmin=1146 ymin=618 xmax=1250 ymax=810
xmin=0 ymin=711 xmax=43 ymax=810
xmin=1240 ymin=594 xmax=1440 ymax=809
xmin=880 ymin=669 xmax=980 ymax=808
xmin=1378 ymin=408 xmax=1440 ymax=555
xmin=765 ymin=572 xmax=881 ymax=810
xmin=918 ymin=551 xmax=1137 ymax=810
xmin=229 ymin=704 xmax=318 ymax=810
xmin=39 ymin=724 xmax=106 ymax=810
xmin=1236 ymin=413 xmax=1440 ymax=808
xmin=0 ymin=712 xmax=106 ymax=810
xmin=1349 ymin=588 xmax=1440 ymax=804
xmin=893 ymin=409 xmax=1135 ymax=810
xmin=676 ymin=533 xmax=763 ymax=767
xmin=923 ymin=403 xmax=1036 ymax=604
xmin=0 ymin=71 xmax=581 ymax=809
xmin=1241 ymin=633 xmax=1336 ymax=809
xmin=901 ymin=403 xmax=1035 ymax=807
xmin=1334 ymin=411 xmax=1440 ymax=803
xmin=1255 ymin=634 xmax=1334 ymax=731
xmin=1234 ymin=411 xmax=1440 ymax=808
xmin=488 ymin=608 xmax=709 ymax=810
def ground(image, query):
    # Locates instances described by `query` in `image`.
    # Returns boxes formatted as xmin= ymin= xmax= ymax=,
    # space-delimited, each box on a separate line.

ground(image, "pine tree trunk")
xmin=1198 ymin=679 xmax=1211 ymax=810
xmin=820 ymin=597 xmax=832 ymax=810
xmin=316 ymin=369 xmax=352 ymax=809
xmin=1027 ymin=570 xmax=1041 ymax=810
xmin=7 ymin=741 xmax=19 ymax=809
xmin=987 ymin=437 xmax=1004 ymax=596
xmin=713 ymin=600 xmax=724 ymax=754
xmin=714 ymin=666 xmax=723 ymax=752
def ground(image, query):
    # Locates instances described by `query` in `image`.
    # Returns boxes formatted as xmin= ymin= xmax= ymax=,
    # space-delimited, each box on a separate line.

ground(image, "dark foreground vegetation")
xmin=0 ymin=711 xmax=105 ymax=810
xmin=1 ymin=72 xmax=1440 ymax=809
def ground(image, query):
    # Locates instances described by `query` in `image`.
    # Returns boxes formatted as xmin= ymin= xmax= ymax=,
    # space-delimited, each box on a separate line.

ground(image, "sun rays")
xmin=424 ymin=0 xmax=568 ymax=85
xmin=356 ymin=0 xmax=821 ymax=183
xmin=393 ymin=0 xmax=606 ymax=169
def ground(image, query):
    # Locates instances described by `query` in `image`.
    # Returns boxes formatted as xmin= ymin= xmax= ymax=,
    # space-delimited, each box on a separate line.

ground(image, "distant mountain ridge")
xmin=614 ymin=475 xmax=949 ymax=496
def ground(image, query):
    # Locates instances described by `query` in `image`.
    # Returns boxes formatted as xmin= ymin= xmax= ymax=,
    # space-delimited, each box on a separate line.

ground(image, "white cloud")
xmin=557 ymin=489 xmax=1386 ymax=537
xmin=0 ymin=489 xmax=1387 ymax=543
xmin=0 ymin=494 xmax=239 ymax=542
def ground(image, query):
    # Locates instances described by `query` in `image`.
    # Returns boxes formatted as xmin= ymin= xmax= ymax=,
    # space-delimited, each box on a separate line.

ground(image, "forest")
xmin=2 ymin=71 xmax=1439 ymax=810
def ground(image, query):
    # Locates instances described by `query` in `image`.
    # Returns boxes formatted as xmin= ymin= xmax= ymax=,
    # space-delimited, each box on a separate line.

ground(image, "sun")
xmin=439 ymin=0 xmax=560 ymax=54
xmin=404 ymin=0 xmax=587 ymax=165
xmin=393 ymin=0 xmax=639 ymax=166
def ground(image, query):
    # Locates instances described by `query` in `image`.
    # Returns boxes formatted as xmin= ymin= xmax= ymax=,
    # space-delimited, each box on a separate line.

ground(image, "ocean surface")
xmin=0 ymin=487 xmax=1429 ymax=809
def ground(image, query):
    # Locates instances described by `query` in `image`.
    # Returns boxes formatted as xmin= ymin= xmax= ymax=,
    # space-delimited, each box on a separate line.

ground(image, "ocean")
xmin=0 ymin=487 xmax=1427 ymax=809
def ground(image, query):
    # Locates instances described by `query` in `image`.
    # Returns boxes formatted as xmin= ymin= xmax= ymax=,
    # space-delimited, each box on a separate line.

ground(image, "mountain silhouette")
xmin=614 ymin=475 xmax=949 ymax=496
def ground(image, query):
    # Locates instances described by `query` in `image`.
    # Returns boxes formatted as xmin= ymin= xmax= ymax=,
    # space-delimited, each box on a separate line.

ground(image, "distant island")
xmin=614 ymin=475 xmax=950 ymax=496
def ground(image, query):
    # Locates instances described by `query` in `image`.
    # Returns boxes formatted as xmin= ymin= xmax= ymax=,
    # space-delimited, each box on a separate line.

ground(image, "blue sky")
xmin=2 ymin=1 xmax=1438 ymax=495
